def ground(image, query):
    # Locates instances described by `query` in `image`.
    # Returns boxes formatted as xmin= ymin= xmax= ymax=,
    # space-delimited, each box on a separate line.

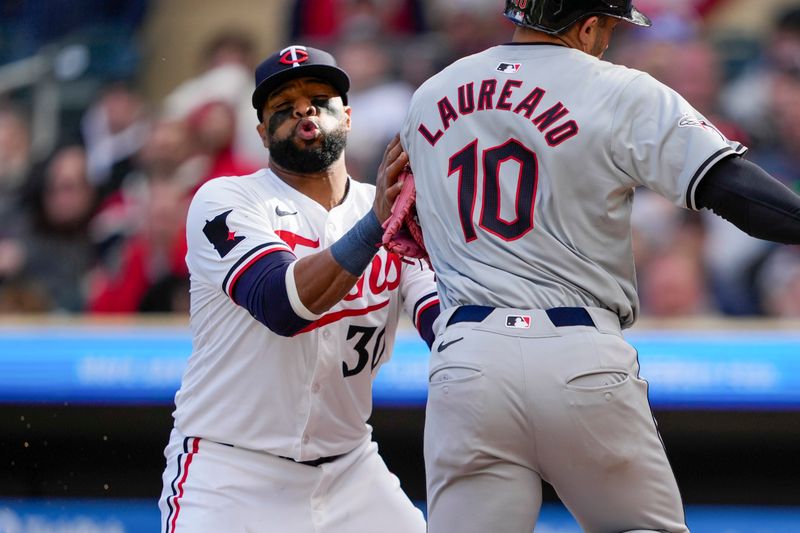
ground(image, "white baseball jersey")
xmin=401 ymin=43 xmax=746 ymax=327
xmin=174 ymin=168 xmax=438 ymax=459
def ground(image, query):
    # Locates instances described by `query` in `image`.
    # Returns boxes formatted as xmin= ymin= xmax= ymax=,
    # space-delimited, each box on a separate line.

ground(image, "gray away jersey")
xmin=401 ymin=43 xmax=746 ymax=327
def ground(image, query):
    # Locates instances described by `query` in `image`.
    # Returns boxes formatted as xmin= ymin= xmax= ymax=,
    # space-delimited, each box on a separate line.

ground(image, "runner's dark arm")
xmin=695 ymin=156 xmax=800 ymax=244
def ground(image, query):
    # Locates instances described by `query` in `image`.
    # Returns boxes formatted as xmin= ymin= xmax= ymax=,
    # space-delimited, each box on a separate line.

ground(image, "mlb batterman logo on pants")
xmin=506 ymin=315 xmax=531 ymax=328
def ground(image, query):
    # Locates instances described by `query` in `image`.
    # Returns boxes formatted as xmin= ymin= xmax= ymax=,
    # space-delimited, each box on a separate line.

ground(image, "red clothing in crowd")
xmin=87 ymin=230 xmax=188 ymax=313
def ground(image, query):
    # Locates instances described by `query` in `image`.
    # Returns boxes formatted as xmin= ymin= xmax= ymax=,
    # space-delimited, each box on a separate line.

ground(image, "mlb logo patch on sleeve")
xmin=506 ymin=315 xmax=531 ymax=329
xmin=496 ymin=62 xmax=521 ymax=73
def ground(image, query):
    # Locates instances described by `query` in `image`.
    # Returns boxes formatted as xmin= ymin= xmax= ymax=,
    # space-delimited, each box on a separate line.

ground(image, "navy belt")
xmin=446 ymin=305 xmax=595 ymax=328
xmin=279 ymin=454 xmax=344 ymax=467
xmin=213 ymin=440 xmax=344 ymax=467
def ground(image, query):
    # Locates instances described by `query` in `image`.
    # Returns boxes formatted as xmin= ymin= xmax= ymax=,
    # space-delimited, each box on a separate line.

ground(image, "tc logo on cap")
xmin=279 ymin=45 xmax=310 ymax=67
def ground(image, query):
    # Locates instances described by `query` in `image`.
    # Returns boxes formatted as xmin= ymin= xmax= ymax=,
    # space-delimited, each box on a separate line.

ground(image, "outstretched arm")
xmin=695 ymin=156 xmax=800 ymax=244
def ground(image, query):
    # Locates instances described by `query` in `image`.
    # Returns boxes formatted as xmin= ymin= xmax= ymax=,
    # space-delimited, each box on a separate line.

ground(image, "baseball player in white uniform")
xmin=399 ymin=1 xmax=800 ymax=532
xmin=158 ymin=45 xmax=438 ymax=533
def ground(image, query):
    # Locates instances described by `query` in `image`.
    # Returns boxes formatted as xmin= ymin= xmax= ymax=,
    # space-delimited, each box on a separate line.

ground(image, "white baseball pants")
xmin=158 ymin=428 xmax=425 ymax=533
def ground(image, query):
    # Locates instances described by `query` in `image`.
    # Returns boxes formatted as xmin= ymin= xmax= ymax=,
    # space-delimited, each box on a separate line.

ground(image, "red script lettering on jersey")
xmin=343 ymin=252 xmax=402 ymax=301
xmin=296 ymin=253 xmax=402 ymax=334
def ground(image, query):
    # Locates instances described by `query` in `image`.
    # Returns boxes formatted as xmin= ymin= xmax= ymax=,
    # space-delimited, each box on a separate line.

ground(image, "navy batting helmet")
xmin=503 ymin=0 xmax=651 ymax=35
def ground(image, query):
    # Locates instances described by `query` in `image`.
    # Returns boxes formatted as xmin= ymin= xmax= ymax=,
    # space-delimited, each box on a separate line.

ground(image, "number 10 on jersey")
xmin=448 ymin=138 xmax=538 ymax=242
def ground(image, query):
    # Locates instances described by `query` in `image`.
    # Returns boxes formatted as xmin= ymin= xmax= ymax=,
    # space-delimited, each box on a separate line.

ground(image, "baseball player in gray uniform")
xmin=399 ymin=1 xmax=800 ymax=532
xmin=158 ymin=45 xmax=439 ymax=533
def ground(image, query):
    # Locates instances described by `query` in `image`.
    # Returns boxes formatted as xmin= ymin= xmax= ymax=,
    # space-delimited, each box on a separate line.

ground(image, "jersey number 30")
xmin=343 ymin=325 xmax=386 ymax=377
xmin=449 ymin=138 xmax=538 ymax=242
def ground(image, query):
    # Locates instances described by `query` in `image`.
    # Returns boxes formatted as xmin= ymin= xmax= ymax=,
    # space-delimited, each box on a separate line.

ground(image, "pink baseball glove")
xmin=381 ymin=167 xmax=429 ymax=261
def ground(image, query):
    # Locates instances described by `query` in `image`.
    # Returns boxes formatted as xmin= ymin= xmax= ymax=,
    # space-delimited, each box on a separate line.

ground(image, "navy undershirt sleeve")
xmin=417 ymin=303 xmax=440 ymax=349
xmin=231 ymin=250 xmax=312 ymax=336
xmin=696 ymin=156 xmax=800 ymax=244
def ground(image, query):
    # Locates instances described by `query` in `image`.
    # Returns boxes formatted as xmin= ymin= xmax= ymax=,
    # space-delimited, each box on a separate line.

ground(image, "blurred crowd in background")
xmin=0 ymin=0 xmax=798 ymax=318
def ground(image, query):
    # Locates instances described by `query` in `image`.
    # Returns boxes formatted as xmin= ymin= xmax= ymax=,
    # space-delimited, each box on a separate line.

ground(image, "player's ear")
xmin=343 ymin=105 xmax=352 ymax=131
xmin=577 ymin=15 xmax=601 ymax=49
xmin=257 ymin=122 xmax=270 ymax=149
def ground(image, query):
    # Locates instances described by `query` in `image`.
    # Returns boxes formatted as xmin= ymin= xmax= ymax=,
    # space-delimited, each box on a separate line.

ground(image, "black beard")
xmin=268 ymin=127 xmax=347 ymax=173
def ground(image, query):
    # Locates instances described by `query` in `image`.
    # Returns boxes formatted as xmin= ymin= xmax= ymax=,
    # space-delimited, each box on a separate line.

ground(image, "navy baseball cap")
xmin=252 ymin=45 xmax=350 ymax=121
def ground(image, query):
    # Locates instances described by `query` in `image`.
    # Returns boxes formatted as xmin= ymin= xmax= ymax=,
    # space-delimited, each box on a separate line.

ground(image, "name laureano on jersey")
xmin=416 ymin=69 xmax=579 ymax=149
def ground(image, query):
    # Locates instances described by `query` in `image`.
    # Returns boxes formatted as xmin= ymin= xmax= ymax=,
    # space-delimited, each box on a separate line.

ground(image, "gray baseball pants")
xmin=425 ymin=306 xmax=690 ymax=533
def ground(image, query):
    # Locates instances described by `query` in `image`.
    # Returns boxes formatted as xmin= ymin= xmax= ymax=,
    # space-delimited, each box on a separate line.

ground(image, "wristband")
xmin=330 ymin=210 xmax=383 ymax=276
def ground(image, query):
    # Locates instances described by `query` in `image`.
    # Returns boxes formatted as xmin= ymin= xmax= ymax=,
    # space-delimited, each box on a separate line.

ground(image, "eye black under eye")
xmin=312 ymin=97 xmax=334 ymax=109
